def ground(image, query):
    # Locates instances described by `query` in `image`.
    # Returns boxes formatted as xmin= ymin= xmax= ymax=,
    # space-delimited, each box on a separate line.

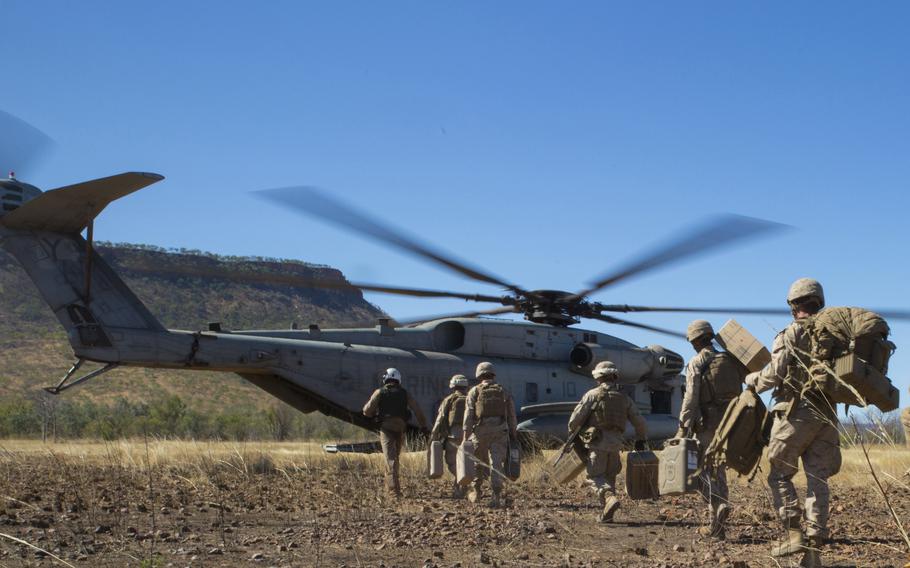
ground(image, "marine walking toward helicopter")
xmin=568 ymin=360 xmax=647 ymax=523
xmin=362 ymin=368 xmax=429 ymax=497
xmin=431 ymin=374 xmax=470 ymax=498
xmin=462 ymin=362 xmax=517 ymax=508
xmin=676 ymin=319 xmax=744 ymax=539
xmin=744 ymin=279 xmax=838 ymax=568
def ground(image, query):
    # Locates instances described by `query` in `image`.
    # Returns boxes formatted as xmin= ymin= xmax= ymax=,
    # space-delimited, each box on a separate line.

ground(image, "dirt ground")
xmin=0 ymin=441 xmax=907 ymax=568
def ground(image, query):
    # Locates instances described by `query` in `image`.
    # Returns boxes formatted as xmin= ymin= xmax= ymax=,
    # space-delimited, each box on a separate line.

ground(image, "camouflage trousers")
xmin=584 ymin=430 xmax=625 ymax=501
xmin=767 ymin=405 xmax=842 ymax=538
xmin=443 ymin=434 xmax=460 ymax=477
xmin=379 ymin=428 xmax=405 ymax=494
xmin=470 ymin=423 xmax=509 ymax=494
xmin=697 ymin=420 xmax=729 ymax=518
xmin=901 ymin=407 xmax=910 ymax=448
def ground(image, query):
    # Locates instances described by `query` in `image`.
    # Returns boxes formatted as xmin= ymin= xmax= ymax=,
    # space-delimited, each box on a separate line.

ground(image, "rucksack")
xmin=802 ymin=307 xmax=899 ymax=411
xmin=378 ymin=385 xmax=409 ymax=420
xmin=476 ymin=383 xmax=507 ymax=419
xmin=589 ymin=386 xmax=629 ymax=432
xmin=703 ymin=388 xmax=768 ymax=477
xmin=447 ymin=393 xmax=467 ymax=428
xmin=699 ymin=352 xmax=746 ymax=410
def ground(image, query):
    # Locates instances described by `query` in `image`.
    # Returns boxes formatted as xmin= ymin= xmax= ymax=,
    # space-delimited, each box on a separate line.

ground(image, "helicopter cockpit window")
xmin=525 ymin=382 xmax=538 ymax=403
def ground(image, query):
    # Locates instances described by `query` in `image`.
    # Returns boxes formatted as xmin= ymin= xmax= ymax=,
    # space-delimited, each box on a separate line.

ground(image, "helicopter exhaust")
xmin=569 ymin=342 xmax=683 ymax=383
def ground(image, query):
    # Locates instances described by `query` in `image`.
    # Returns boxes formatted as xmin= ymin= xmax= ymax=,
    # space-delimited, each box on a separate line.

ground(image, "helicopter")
xmin=2 ymin=110 xmax=905 ymax=447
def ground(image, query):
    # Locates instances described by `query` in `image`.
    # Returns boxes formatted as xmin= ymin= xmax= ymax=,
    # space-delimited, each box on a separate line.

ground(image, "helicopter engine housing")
xmin=0 ymin=179 xmax=41 ymax=216
xmin=569 ymin=342 xmax=683 ymax=383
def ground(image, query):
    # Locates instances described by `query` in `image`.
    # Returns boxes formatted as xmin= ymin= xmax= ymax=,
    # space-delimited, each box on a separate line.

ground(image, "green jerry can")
xmin=427 ymin=440 xmax=444 ymax=479
xmin=456 ymin=440 xmax=476 ymax=486
xmin=658 ymin=437 xmax=700 ymax=496
xmin=626 ymin=450 xmax=660 ymax=500
xmin=505 ymin=438 xmax=521 ymax=481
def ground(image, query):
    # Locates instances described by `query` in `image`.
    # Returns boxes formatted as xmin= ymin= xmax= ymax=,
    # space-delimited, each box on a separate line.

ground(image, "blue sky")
xmin=3 ymin=1 xmax=909 ymax=402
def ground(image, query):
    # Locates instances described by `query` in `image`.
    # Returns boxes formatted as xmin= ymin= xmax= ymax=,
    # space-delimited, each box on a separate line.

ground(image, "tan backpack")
xmin=476 ymin=383 xmax=507 ymax=418
xmin=703 ymin=388 xmax=769 ymax=477
xmin=802 ymin=307 xmax=899 ymax=411
xmin=698 ymin=352 xmax=746 ymax=410
xmin=447 ymin=393 xmax=467 ymax=428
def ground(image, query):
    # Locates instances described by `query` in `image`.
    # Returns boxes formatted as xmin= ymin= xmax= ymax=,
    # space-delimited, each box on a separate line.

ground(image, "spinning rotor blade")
xmin=587 ymin=313 xmax=687 ymax=340
xmin=576 ymin=214 xmax=789 ymax=298
xmin=595 ymin=304 xmax=791 ymax=316
xmin=255 ymin=186 xmax=526 ymax=294
xmin=122 ymin=263 xmax=509 ymax=303
xmin=396 ymin=306 xmax=518 ymax=327
xmin=0 ymin=110 xmax=54 ymax=177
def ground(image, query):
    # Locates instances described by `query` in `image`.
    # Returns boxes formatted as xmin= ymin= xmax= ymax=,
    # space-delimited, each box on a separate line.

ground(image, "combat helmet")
xmin=787 ymin=278 xmax=825 ymax=308
xmin=449 ymin=374 xmax=469 ymax=389
xmin=592 ymin=361 xmax=619 ymax=381
xmin=475 ymin=361 xmax=495 ymax=379
xmin=686 ymin=320 xmax=714 ymax=342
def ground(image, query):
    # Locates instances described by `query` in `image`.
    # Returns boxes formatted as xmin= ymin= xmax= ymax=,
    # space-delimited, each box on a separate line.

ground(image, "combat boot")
xmin=697 ymin=503 xmax=730 ymax=540
xmin=599 ymin=496 xmax=620 ymax=523
xmin=489 ymin=492 xmax=501 ymax=508
xmin=467 ymin=487 xmax=482 ymax=503
xmin=451 ymin=483 xmax=465 ymax=500
xmin=771 ymin=517 xmax=805 ymax=558
xmin=799 ymin=536 xmax=823 ymax=568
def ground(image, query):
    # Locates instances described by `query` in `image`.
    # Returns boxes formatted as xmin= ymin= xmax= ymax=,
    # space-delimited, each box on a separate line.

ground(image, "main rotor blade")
xmin=396 ymin=306 xmax=518 ymax=327
xmin=594 ymin=305 xmax=910 ymax=321
xmin=587 ymin=313 xmax=687 ymax=340
xmin=0 ymin=110 xmax=54 ymax=177
xmin=595 ymin=304 xmax=791 ymax=316
xmin=255 ymin=186 xmax=526 ymax=294
xmin=121 ymin=262 xmax=508 ymax=303
xmin=576 ymin=214 xmax=790 ymax=298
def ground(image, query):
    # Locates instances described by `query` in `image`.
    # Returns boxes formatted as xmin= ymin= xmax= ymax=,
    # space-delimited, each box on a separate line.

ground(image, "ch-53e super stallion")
xmin=3 ymin=110 xmax=879 ymax=448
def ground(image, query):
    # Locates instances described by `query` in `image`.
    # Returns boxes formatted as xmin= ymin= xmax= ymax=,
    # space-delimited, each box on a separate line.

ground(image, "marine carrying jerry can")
xmin=658 ymin=437 xmax=700 ymax=496
xmin=505 ymin=438 xmax=521 ymax=481
xmin=427 ymin=440 xmax=444 ymax=479
xmin=456 ymin=440 xmax=476 ymax=486
xmin=625 ymin=450 xmax=660 ymax=500
xmin=551 ymin=445 xmax=587 ymax=485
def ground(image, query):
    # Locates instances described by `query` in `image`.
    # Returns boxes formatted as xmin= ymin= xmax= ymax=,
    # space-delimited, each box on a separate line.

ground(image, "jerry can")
xmin=505 ymin=438 xmax=521 ymax=481
xmin=456 ymin=439 xmax=476 ymax=486
xmin=658 ymin=437 xmax=700 ymax=496
xmin=551 ymin=446 xmax=587 ymax=485
xmin=625 ymin=450 xmax=660 ymax=500
xmin=427 ymin=440 xmax=444 ymax=479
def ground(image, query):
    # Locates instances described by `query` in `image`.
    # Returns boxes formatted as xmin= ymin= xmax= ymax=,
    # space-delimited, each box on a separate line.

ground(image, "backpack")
xmin=447 ymin=393 xmax=467 ymax=428
xmin=476 ymin=383 xmax=507 ymax=419
xmin=802 ymin=307 xmax=899 ymax=411
xmin=378 ymin=385 xmax=409 ymax=420
xmin=703 ymin=388 xmax=768 ymax=477
xmin=698 ymin=352 xmax=746 ymax=411
xmin=589 ymin=386 xmax=629 ymax=432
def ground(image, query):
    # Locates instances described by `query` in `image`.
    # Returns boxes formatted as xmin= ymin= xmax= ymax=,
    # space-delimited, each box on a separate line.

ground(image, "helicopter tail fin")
xmin=0 ymin=173 xmax=166 ymax=360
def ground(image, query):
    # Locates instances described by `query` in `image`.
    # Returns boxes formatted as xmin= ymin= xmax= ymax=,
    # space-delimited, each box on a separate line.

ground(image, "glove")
xmin=744 ymin=371 xmax=758 ymax=389
xmin=634 ymin=440 xmax=646 ymax=452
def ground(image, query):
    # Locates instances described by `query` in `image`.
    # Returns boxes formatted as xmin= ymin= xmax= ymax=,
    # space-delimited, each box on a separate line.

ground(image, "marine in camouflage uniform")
xmin=745 ymin=278 xmax=838 ymax=568
xmin=462 ymin=361 xmax=517 ymax=507
xmin=677 ymin=320 xmax=741 ymax=539
xmin=362 ymin=368 xmax=429 ymax=497
xmin=430 ymin=374 xmax=469 ymax=498
xmin=902 ymin=387 xmax=910 ymax=447
xmin=568 ymin=360 xmax=647 ymax=522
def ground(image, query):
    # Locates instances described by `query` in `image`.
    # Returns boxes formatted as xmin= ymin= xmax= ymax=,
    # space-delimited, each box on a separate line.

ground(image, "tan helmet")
xmin=449 ymin=374 xmax=469 ymax=389
xmin=592 ymin=360 xmax=619 ymax=381
xmin=787 ymin=278 xmax=825 ymax=307
xmin=475 ymin=361 xmax=495 ymax=379
xmin=686 ymin=319 xmax=714 ymax=342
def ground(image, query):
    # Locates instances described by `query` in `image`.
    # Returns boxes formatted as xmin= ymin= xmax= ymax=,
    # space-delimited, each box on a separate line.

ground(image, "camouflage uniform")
xmin=463 ymin=364 xmax=518 ymax=502
xmin=431 ymin=387 xmax=467 ymax=495
xmin=569 ymin=361 xmax=646 ymax=522
xmin=746 ymin=321 xmax=841 ymax=541
xmin=679 ymin=344 xmax=733 ymax=534
xmin=902 ymin=389 xmax=910 ymax=447
xmin=362 ymin=381 xmax=428 ymax=495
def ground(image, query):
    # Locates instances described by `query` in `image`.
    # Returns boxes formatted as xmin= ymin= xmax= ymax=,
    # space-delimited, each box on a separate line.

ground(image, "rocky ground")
xmin=0 ymin=443 xmax=907 ymax=567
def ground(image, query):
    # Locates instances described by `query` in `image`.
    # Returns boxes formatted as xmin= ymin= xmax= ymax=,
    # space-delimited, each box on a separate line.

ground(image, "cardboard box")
xmin=716 ymin=319 xmax=772 ymax=373
xmin=551 ymin=447 xmax=586 ymax=485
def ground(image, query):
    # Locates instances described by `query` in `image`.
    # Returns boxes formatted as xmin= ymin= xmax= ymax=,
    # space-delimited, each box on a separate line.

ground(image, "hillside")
xmin=0 ymin=243 xmax=386 ymax=416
